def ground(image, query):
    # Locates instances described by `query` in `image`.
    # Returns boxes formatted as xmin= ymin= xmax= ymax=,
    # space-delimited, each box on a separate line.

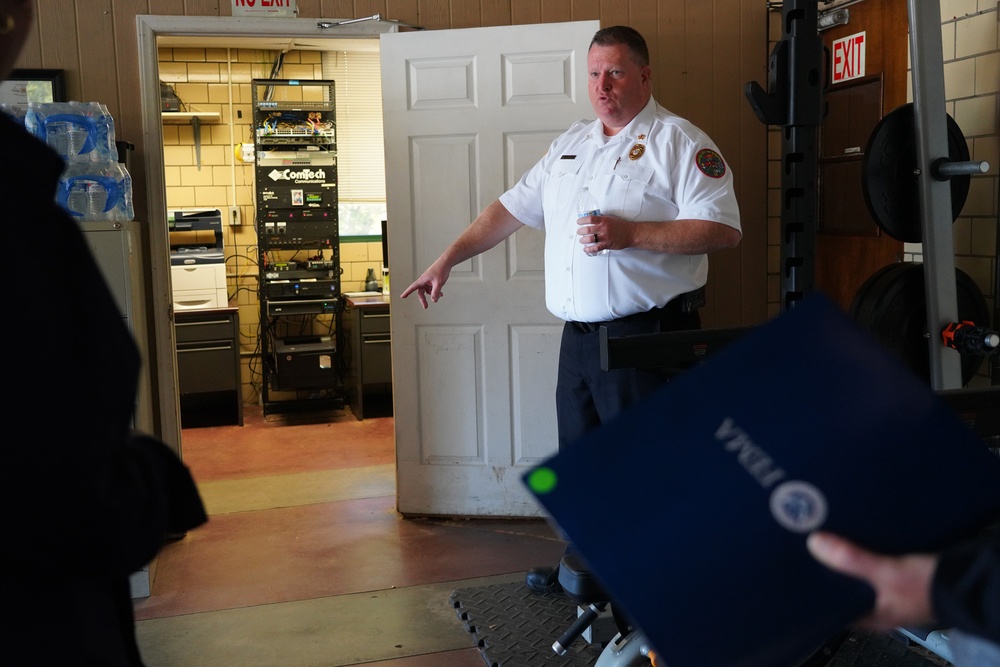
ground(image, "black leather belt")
xmin=570 ymin=287 xmax=705 ymax=334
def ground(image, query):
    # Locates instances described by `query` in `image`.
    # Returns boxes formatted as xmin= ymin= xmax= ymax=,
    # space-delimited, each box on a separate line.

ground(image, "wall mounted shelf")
xmin=161 ymin=111 xmax=221 ymax=168
xmin=161 ymin=111 xmax=221 ymax=124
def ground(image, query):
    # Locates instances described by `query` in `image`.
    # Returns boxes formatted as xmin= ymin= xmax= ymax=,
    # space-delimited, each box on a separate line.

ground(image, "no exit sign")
xmin=832 ymin=31 xmax=866 ymax=84
xmin=232 ymin=0 xmax=297 ymax=17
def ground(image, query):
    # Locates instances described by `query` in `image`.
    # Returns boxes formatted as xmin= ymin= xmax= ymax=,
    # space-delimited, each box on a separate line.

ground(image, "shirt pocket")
xmin=543 ymin=158 xmax=585 ymax=214
xmin=605 ymin=162 xmax=654 ymax=220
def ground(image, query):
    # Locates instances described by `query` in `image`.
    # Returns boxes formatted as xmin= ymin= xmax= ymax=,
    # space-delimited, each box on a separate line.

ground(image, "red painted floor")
xmin=134 ymin=406 xmax=565 ymax=666
xmin=179 ymin=408 xmax=396 ymax=482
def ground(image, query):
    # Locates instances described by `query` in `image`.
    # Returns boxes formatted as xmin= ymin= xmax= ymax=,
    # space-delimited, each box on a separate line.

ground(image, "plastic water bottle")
xmin=577 ymin=187 xmax=608 ymax=255
xmin=63 ymin=180 xmax=90 ymax=219
xmin=97 ymin=161 xmax=134 ymax=222
xmin=91 ymin=103 xmax=119 ymax=163
xmin=113 ymin=162 xmax=134 ymax=221
xmin=577 ymin=186 xmax=600 ymax=219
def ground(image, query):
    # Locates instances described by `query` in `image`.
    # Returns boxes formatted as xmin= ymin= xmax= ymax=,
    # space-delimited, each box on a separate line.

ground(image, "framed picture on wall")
xmin=0 ymin=68 xmax=66 ymax=110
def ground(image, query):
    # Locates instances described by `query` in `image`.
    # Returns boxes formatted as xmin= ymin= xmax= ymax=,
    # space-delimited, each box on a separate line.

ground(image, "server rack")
xmin=252 ymin=79 xmax=344 ymax=416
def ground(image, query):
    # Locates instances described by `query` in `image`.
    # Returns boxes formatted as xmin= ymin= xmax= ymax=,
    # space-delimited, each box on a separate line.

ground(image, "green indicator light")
xmin=527 ymin=467 xmax=558 ymax=494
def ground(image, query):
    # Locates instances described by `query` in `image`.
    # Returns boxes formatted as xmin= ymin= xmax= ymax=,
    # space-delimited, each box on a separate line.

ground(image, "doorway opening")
xmin=137 ymin=15 xmax=397 ymax=459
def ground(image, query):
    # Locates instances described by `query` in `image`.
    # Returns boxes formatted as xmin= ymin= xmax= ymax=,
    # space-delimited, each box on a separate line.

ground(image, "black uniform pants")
xmin=555 ymin=298 xmax=700 ymax=450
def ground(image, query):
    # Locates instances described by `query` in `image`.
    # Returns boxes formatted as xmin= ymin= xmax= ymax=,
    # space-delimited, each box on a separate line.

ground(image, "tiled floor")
xmin=134 ymin=405 xmax=566 ymax=666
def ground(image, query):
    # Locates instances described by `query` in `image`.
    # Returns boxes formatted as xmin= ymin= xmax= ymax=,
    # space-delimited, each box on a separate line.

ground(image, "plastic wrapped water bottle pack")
xmin=25 ymin=101 xmax=133 ymax=222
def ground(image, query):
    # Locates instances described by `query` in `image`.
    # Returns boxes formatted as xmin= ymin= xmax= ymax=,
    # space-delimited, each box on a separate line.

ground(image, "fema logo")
xmin=695 ymin=148 xmax=726 ymax=178
xmin=769 ymin=481 xmax=827 ymax=533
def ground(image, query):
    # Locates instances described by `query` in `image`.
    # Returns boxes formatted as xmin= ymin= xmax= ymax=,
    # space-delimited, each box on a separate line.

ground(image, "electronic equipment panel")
xmin=252 ymin=79 xmax=344 ymax=415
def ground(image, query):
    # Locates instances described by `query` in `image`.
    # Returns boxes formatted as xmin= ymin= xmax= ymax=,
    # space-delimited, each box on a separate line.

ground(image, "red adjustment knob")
xmin=942 ymin=321 xmax=1000 ymax=355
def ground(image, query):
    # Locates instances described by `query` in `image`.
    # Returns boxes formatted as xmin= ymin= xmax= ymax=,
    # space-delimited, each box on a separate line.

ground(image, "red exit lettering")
xmin=234 ymin=0 xmax=291 ymax=6
xmin=832 ymin=31 xmax=866 ymax=84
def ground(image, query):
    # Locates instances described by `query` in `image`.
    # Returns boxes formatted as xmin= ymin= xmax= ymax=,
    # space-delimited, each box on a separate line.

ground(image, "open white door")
xmin=381 ymin=21 xmax=599 ymax=516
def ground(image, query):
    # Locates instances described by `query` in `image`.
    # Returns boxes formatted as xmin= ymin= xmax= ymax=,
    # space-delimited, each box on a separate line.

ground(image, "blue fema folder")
xmin=523 ymin=293 xmax=1000 ymax=667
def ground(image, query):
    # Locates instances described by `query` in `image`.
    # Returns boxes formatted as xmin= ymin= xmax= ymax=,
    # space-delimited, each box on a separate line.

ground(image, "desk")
xmin=343 ymin=295 xmax=392 ymax=420
xmin=175 ymin=305 xmax=243 ymax=427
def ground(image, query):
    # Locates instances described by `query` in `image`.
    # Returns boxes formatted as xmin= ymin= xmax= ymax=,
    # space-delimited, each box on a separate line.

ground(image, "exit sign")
xmin=832 ymin=31 xmax=866 ymax=84
xmin=232 ymin=0 xmax=297 ymax=17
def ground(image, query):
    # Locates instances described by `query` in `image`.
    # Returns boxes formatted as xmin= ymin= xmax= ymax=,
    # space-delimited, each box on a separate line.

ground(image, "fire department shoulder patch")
xmin=695 ymin=148 xmax=726 ymax=178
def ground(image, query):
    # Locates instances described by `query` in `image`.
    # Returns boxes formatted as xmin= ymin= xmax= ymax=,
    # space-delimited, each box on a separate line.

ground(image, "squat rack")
xmin=905 ymin=0 xmax=991 ymax=390
xmin=745 ymin=0 xmax=992 ymax=391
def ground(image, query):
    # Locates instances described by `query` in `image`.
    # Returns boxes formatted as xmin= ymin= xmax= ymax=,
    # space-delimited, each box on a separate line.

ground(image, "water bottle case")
xmin=25 ymin=102 xmax=119 ymax=163
xmin=29 ymin=101 xmax=134 ymax=222
xmin=57 ymin=174 xmax=122 ymax=217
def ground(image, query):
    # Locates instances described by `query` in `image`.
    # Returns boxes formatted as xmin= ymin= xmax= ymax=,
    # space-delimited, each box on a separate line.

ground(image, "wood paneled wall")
xmin=15 ymin=0 xmax=769 ymax=327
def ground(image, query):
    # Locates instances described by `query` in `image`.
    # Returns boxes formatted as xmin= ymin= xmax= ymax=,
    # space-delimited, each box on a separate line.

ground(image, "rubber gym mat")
xmin=450 ymin=582 xmax=949 ymax=667
xmin=450 ymin=581 xmax=602 ymax=666
xmin=827 ymin=632 xmax=948 ymax=667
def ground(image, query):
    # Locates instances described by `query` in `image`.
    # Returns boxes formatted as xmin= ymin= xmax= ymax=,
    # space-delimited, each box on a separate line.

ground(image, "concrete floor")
xmin=133 ymin=405 xmax=565 ymax=666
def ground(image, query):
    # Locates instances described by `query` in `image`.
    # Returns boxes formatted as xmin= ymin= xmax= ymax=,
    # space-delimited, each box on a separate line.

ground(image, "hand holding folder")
xmin=524 ymin=293 xmax=1000 ymax=667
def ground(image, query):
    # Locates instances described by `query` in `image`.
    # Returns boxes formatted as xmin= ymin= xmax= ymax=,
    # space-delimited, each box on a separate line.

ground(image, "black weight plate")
xmin=862 ymin=103 xmax=971 ymax=243
xmin=849 ymin=263 xmax=990 ymax=386
xmin=849 ymin=263 xmax=908 ymax=338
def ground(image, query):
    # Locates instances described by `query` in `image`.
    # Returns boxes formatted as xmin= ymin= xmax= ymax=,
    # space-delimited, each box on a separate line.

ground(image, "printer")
xmin=169 ymin=208 xmax=228 ymax=310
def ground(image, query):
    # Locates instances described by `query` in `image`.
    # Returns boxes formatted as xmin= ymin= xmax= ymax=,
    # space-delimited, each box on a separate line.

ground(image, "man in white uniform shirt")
xmin=402 ymin=25 xmax=742 ymax=592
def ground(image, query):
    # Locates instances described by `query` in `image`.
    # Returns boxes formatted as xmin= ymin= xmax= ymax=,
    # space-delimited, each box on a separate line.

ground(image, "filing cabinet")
xmin=80 ymin=221 xmax=154 ymax=435
xmin=343 ymin=296 xmax=392 ymax=420
xmin=175 ymin=306 xmax=243 ymax=427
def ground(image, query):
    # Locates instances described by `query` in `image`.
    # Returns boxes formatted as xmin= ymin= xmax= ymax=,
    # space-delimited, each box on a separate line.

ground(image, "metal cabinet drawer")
xmin=359 ymin=307 xmax=390 ymax=333
xmin=361 ymin=333 xmax=392 ymax=384
xmin=177 ymin=341 xmax=238 ymax=394
xmin=175 ymin=317 xmax=235 ymax=343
